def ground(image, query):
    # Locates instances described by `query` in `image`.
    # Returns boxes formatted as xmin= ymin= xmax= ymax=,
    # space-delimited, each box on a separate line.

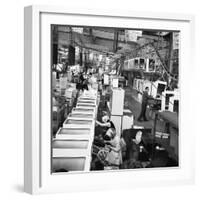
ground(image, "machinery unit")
xmin=137 ymin=79 xmax=144 ymax=93
xmin=124 ymin=57 xmax=155 ymax=72
xmin=55 ymin=127 xmax=92 ymax=140
xmin=112 ymin=77 xmax=119 ymax=88
xmin=124 ymin=60 xmax=129 ymax=70
xmin=168 ymin=89 xmax=179 ymax=113
xmin=110 ymin=88 xmax=125 ymax=116
xmin=81 ymin=90 xmax=98 ymax=98
xmin=103 ymin=74 xmax=109 ymax=85
xmin=63 ymin=118 xmax=94 ymax=129
xmin=92 ymin=82 xmax=98 ymax=90
xmin=143 ymin=80 xmax=152 ymax=93
xmin=76 ymin=104 xmax=97 ymax=113
xmin=59 ymin=77 xmax=68 ymax=89
xmin=64 ymin=88 xmax=76 ymax=99
xmin=77 ymin=99 xmax=96 ymax=104
xmin=151 ymin=80 xmax=167 ymax=99
xmin=52 ymin=72 xmax=57 ymax=89
xmin=52 ymin=138 xmax=92 ymax=172
xmin=52 ymin=156 xmax=89 ymax=172
xmin=72 ymin=107 xmax=95 ymax=113
xmin=53 ymin=119 xmax=95 ymax=172
xmin=145 ymin=58 xmax=156 ymax=72
xmin=122 ymin=109 xmax=134 ymax=130
xmin=78 ymin=97 xmax=96 ymax=102
xmin=76 ymin=102 xmax=96 ymax=107
xmin=52 ymin=139 xmax=89 ymax=150
xmin=71 ymin=108 xmax=96 ymax=119
xmin=75 ymin=105 xmax=97 ymax=115
xmin=110 ymin=75 xmax=119 ymax=88
xmin=161 ymin=90 xmax=178 ymax=112
xmin=133 ymin=78 xmax=138 ymax=89
xmin=67 ymin=113 xmax=94 ymax=120
xmin=169 ymin=126 xmax=179 ymax=159
xmin=110 ymin=115 xmax=122 ymax=137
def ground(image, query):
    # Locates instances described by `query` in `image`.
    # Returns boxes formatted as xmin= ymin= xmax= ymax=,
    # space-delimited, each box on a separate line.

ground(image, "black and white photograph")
xmin=51 ymin=25 xmax=179 ymax=173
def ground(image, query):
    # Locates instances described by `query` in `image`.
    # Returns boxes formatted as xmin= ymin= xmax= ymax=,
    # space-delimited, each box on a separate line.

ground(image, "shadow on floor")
xmin=12 ymin=184 xmax=24 ymax=193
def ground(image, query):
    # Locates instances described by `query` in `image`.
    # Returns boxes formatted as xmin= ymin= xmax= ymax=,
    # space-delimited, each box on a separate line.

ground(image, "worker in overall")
xmin=137 ymin=86 xmax=153 ymax=122
xmin=95 ymin=113 xmax=116 ymax=138
xmin=104 ymin=127 xmax=122 ymax=168
xmin=91 ymin=127 xmax=122 ymax=170
xmin=92 ymin=114 xmax=116 ymax=170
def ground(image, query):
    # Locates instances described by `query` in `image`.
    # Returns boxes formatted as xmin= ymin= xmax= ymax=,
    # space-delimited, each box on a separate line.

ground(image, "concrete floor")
xmin=124 ymin=86 xmax=154 ymax=129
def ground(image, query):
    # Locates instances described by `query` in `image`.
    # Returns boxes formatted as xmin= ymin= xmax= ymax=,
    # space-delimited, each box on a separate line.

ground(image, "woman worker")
xmin=92 ymin=127 xmax=122 ymax=170
xmin=104 ymin=128 xmax=122 ymax=168
xmin=94 ymin=112 xmax=116 ymax=149
xmin=95 ymin=112 xmax=115 ymax=138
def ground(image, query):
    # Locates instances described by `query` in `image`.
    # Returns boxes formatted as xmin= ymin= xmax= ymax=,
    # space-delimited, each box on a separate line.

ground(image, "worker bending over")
xmin=96 ymin=112 xmax=115 ymax=129
xmin=104 ymin=128 xmax=122 ymax=167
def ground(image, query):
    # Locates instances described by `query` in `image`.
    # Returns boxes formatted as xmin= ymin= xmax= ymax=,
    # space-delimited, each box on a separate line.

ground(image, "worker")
xmin=76 ymin=72 xmax=84 ymax=91
xmin=131 ymin=131 xmax=146 ymax=161
xmin=104 ymin=128 xmax=122 ymax=167
xmin=87 ymin=72 xmax=95 ymax=90
xmin=82 ymin=79 xmax=89 ymax=91
xmin=121 ymin=131 xmax=149 ymax=169
xmin=92 ymin=127 xmax=121 ymax=170
xmin=95 ymin=112 xmax=115 ymax=143
xmin=95 ymin=113 xmax=115 ymax=137
xmin=137 ymin=86 xmax=153 ymax=122
xmin=79 ymin=72 xmax=84 ymax=83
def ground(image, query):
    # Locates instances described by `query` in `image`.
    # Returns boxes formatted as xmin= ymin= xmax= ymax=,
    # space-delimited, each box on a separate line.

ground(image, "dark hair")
xmin=110 ymin=127 xmax=116 ymax=133
xmin=102 ymin=111 xmax=109 ymax=116
xmin=104 ymin=135 xmax=111 ymax=141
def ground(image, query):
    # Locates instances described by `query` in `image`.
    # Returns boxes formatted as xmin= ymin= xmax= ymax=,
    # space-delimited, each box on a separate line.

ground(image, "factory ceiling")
xmin=53 ymin=25 xmax=170 ymax=56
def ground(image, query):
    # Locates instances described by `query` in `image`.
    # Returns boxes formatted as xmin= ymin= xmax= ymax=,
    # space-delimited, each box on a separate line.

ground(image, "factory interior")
xmin=51 ymin=26 xmax=179 ymax=173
